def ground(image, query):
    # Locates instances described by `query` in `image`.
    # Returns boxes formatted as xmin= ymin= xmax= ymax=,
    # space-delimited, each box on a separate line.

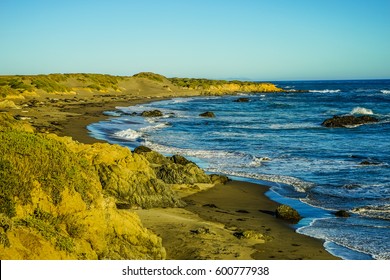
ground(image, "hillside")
xmin=0 ymin=112 xmax=224 ymax=259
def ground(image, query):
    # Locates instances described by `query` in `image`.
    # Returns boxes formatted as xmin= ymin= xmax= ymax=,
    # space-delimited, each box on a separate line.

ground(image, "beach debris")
xmin=140 ymin=110 xmax=163 ymax=117
xmin=275 ymin=204 xmax=301 ymax=223
xmin=321 ymin=115 xmax=379 ymax=128
xmin=236 ymin=209 xmax=250 ymax=214
xmin=334 ymin=210 xmax=350 ymax=218
xmin=190 ymin=227 xmax=213 ymax=235
xmin=233 ymin=230 xmax=265 ymax=242
xmin=199 ymin=111 xmax=215 ymax=118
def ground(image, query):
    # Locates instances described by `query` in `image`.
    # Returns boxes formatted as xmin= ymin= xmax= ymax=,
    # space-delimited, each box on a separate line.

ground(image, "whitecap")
xmin=113 ymin=128 xmax=142 ymax=140
xmin=351 ymin=205 xmax=390 ymax=220
xmin=309 ymin=89 xmax=341 ymax=93
xmin=139 ymin=123 xmax=169 ymax=132
xmin=350 ymin=107 xmax=374 ymax=115
xmin=380 ymin=90 xmax=390 ymax=94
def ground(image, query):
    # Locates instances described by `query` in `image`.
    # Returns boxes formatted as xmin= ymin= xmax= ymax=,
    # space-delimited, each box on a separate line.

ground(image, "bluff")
xmin=0 ymin=113 xmax=214 ymax=259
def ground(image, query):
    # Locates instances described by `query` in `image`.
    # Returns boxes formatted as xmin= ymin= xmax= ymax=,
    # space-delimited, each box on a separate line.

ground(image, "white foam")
xmin=380 ymin=90 xmax=390 ymax=94
xmin=113 ymin=128 xmax=142 ymax=140
xmin=351 ymin=205 xmax=390 ymax=220
xmin=309 ymin=89 xmax=341 ymax=93
xmin=205 ymin=169 xmax=314 ymax=193
xmin=140 ymin=123 xmax=169 ymax=132
xmin=350 ymin=107 xmax=374 ymax=115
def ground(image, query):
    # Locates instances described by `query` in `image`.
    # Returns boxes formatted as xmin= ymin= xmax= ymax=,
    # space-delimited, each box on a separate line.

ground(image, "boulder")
xmin=140 ymin=110 xmax=163 ymax=117
xmin=334 ymin=210 xmax=350 ymax=217
xmin=199 ymin=111 xmax=215 ymax=118
xmin=322 ymin=115 xmax=379 ymax=128
xmin=133 ymin=145 xmax=152 ymax=154
xmin=233 ymin=97 xmax=250 ymax=102
xmin=209 ymin=174 xmax=230 ymax=185
xmin=275 ymin=204 xmax=301 ymax=223
xmin=169 ymin=154 xmax=193 ymax=165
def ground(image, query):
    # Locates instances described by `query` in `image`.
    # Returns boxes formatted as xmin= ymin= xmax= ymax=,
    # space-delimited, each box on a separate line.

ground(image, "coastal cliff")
xmin=0 ymin=112 xmax=214 ymax=259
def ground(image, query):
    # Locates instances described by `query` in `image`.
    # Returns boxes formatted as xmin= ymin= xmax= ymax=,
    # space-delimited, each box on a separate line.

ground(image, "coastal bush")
xmin=133 ymin=72 xmax=166 ymax=83
xmin=31 ymin=75 xmax=70 ymax=93
xmin=0 ymin=131 xmax=92 ymax=214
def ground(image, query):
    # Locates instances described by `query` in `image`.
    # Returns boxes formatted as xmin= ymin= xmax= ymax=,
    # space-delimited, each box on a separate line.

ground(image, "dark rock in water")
xmin=360 ymin=160 xmax=380 ymax=166
xmin=133 ymin=146 xmax=152 ymax=154
xmin=169 ymin=154 xmax=193 ymax=165
xmin=141 ymin=110 xmax=163 ymax=117
xmin=236 ymin=209 xmax=250 ymax=214
xmin=234 ymin=97 xmax=250 ymax=102
xmin=199 ymin=111 xmax=215 ymax=118
xmin=322 ymin=115 xmax=379 ymax=128
xmin=334 ymin=210 xmax=350 ymax=217
xmin=275 ymin=204 xmax=301 ymax=223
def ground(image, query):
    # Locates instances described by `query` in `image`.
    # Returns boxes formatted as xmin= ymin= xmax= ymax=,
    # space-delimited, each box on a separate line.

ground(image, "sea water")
xmin=88 ymin=80 xmax=390 ymax=260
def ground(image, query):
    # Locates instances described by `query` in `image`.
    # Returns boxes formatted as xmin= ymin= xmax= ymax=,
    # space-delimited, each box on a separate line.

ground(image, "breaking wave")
xmin=309 ymin=89 xmax=341 ymax=93
xmin=350 ymin=107 xmax=374 ymax=115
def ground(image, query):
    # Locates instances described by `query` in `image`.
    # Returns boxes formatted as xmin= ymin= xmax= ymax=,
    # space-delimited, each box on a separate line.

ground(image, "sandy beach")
xmin=52 ymin=96 xmax=338 ymax=260
xmin=1 ymin=77 xmax=338 ymax=260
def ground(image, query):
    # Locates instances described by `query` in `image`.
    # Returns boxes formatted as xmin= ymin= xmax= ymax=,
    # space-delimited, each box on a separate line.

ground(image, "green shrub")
xmin=0 ymin=131 xmax=93 ymax=216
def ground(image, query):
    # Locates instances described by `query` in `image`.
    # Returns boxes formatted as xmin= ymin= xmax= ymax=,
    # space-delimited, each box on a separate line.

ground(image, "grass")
xmin=0 ymin=130 xmax=92 ymax=217
xmin=168 ymin=77 xmax=260 ymax=90
xmin=133 ymin=72 xmax=166 ymax=83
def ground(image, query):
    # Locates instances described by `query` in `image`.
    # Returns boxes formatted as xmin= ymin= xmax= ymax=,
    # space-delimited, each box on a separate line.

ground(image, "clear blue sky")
xmin=1 ymin=0 xmax=389 ymax=80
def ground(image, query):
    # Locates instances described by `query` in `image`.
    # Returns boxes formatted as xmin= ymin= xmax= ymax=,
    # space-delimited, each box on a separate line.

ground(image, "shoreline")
xmin=4 ymin=90 xmax=338 ymax=259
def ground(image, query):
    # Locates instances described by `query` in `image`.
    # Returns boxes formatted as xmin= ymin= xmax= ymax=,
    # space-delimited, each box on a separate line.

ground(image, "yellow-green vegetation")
xmin=132 ymin=72 xmax=167 ymax=83
xmin=0 ymin=112 xmax=216 ymax=259
xmin=169 ymin=77 xmax=282 ymax=94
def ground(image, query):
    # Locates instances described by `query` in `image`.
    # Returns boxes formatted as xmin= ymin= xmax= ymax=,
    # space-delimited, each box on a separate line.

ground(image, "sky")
xmin=0 ymin=0 xmax=389 ymax=80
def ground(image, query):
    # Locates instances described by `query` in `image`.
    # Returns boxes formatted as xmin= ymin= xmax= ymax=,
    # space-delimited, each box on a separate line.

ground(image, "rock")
xmin=322 ymin=115 xmax=379 ymax=128
xmin=209 ymin=174 xmax=230 ymax=185
xmin=154 ymin=162 xmax=211 ymax=184
xmin=140 ymin=110 xmax=163 ymax=117
xmin=233 ymin=230 xmax=265 ymax=241
xmin=199 ymin=111 xmax=215 ymax=118
xmin=233 ymin=97 xmax=250 ymax=102
xmin=190 ymin=227 xmax=212 ymax=235
xmin=275 ymin=204 xmax=301 ymax=223
xmin=202 ymin=203 xmax=218 ymax=208
xmin=169 ymin=154 xmax=192 ymax=165
xmin=359 ymin=160 xmax=380 ymax=166
xmin=334 ymin=210 xmax=350 ymax=217
xmin=133 ymin=145 xmax=152 ymax=154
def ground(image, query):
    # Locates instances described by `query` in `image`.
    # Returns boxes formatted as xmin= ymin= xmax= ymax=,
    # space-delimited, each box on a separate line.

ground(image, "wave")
xmin=380 ymin=90 xmax=390 ymax=94
xmin=350 ymin=107 xmax=374 ymax=115
xmin=205 ymin=168 xmax=314 ymax=193
xmin=309 ymin=89 xmax=341 ymax=93
xmin=140 ymin=122 xmax=170 ymax=132
xmin=269 ymin=123 xmax=317 ymax=130
xmin=113 ymin=128 xmax=142 ymax=140
xmin=351 ymin=205 xmax=390 ymax=220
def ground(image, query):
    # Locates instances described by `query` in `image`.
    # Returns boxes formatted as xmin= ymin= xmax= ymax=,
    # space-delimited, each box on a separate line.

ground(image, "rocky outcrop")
xmin=140 ymin=110 xmax=163 ymax=117
xmin=199 ymin=111 xmax=215 ymax=118
xmin=0 ymin=116 xmax=167 ymax=259
xmin=322 ymin=115 xmax=379 ymax=128
xmin=275 ymin=204 xmax=301 ymax=223
xmin=135 ymin=148 xmax=211 ymax=185
xmin=334 ymin=210 xmax=350 ymax=217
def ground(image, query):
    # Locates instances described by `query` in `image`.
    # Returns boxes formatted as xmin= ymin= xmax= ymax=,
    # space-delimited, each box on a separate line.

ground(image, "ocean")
xmin=88 ymin=79 xmax=390 ymax=260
